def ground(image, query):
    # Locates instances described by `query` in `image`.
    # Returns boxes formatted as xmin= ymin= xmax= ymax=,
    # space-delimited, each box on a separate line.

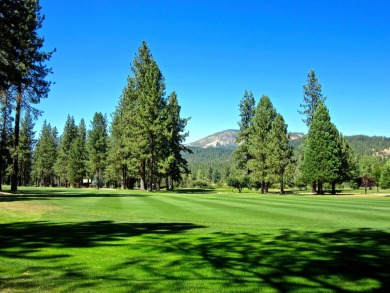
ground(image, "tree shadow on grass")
xmin=1 ymin=222 xmax=389 ymax=292
xmin=118 ymin=228 xmax=390 ymax=292
xmin=0 ymin=221 xmax=204 ymax=254
xmin=0 ymin=189 xmax=153 ymax=201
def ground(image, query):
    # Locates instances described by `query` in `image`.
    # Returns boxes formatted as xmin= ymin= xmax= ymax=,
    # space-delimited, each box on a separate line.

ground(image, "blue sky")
xmin=38 ymin=0 xmax=390 ymax=142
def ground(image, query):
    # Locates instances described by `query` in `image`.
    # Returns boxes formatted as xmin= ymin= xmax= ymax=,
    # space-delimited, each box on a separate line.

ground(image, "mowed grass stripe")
xmin=148 ymin=194 xmax=332 ymax=230
xmin=156 ymin=193 xmax=390 ymax=230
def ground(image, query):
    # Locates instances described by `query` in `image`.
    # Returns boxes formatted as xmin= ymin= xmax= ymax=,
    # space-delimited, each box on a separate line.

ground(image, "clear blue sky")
xmin=38 ymin=0 xmax=390 ymax=142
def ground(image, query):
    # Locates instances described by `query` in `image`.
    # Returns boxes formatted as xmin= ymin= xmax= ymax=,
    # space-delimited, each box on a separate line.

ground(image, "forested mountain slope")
xmin=183 ymin=130 xmax=390 ymax=182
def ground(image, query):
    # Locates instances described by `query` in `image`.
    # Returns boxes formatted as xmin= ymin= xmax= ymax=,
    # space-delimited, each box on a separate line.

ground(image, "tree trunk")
xmin=121 ymin=165 xmax=126 ymax=189
xmin=139 ymin=161 xmax=146 ymax=190
xmin=261 ymin=180 xmax=265 ymax=194
xmin=11 ymin=88 xmax=22 ymax=191
xmin=311 ymin=181 xmax=317 ymax=193
xmin=97 ymin=168 xmax=100 ymax=190
xmin=331 ymin=182 xmax=336 ymax=195
xmin=170 ymin=177 xmax=174 ymax=191
xmin=317 ymin=181 xmax=323 ymax=195
xmin=280 ymin=176 xmax=285 ymax=194
xmin=148 ymin=156 xmax=154 ymax=192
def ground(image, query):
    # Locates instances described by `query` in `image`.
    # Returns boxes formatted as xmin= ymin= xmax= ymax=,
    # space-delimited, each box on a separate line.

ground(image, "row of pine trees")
xmin=1 ymin=41 xmax=191 ymax=191
xmin=230 ymin=70 xmax=390 ymax=194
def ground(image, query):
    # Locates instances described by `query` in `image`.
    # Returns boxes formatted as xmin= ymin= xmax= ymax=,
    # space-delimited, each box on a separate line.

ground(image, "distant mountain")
xmin=188 ymin=129 xmax=239 ymax=148
xmin=188 ymin=129 xmax=304 ymax=148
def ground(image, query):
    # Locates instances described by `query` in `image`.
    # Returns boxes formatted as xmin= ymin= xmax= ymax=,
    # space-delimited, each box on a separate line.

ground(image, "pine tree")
xmin=266 ymin=113 xmax=294 ymax=194
xmin=301 ymin=104 xmax=341 ymax=194
xmin=298 ymin=70 xmax=326 ymax=127
xmin=68 ymin=119 xmax=87 ymax=187
xmin=0 ymin=0 xmax=54 ymax=191
xmin=87 ymin=112 xmax=108 ymax=189
xmin=0 ymin=89 xmax=13 ymax=190
xmin=55 ymin=115 xmax=78 ymax=187
xmin=18 ymin=110 xmax=35 ymax=185
xmin=234 ymin=90 xmax=255 ymax=174
xmin=133 ymin=42 xmax=166 ymax=191
xmin=247 ymin=95 xmax=277 ymax=193
xmin=32 ymin=121 xmax=57 ymax=186
xmin=162 ymin=92 xmax=191 ymax=189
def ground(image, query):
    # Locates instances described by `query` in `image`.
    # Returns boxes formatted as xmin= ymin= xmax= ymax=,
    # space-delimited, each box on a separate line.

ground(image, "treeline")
xmin=182 ymin=146 xmax=234 ymax=186
xmin=227 ymin=70 xmax=390 ymax=193
xmin=0 ymin=40 xmax=191 ymax=191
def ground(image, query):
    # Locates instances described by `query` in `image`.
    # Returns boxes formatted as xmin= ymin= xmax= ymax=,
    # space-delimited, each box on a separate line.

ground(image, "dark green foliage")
xmin=159 ymin=92 xmax=191 ymax=189
xmin=266 ymin=114 xmax=294 ymax=194
xmin=87 ymin=113 xmax=108 ymax=189
xmin=18 ymin=110 xmax=35 ymax=185
xmin=55 ymin=115 xmax=78 ymax=186
xmin=247 ymin=95 xmax=277 ymax=193
xmin=379 ymin=160 xmax=390 ymax=189
xmin=0 ymin=89 xmax=13 ymax=190
xmin=301 ymin=104 xmax=341 ymax=194
xmin=234 ymin=90 xmax=255 ymax=174
xmin=0 ymin=0 xmax=53 ymax=191
xmin=182 ymin=146 xmax=234 ymax=184
xmin=227 ymin=177 xmax=243 ymax=192
xmin=32 ymin=121 xmax=58 ymax=186
xmin=346 ymin=135 xmax=390 ymax=157
xmin=68 ymin=119 xmax=87 ymax=187
xmin=107 ymin=42 xmax=190 ymax=191
xmin=298 ymin=70 xmax=326 ymax=127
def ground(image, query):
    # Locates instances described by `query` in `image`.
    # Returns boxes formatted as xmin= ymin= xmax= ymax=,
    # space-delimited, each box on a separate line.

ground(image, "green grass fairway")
xmin=1 ymin=188 xmax=389 ymax=292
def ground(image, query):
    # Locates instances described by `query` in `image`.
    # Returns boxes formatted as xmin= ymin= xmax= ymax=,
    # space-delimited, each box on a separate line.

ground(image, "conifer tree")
xmin=234 ymin=90 xmax=255 ymax=174
xmin=298 ymin=70 xmax=327 ymax=192
xmin=247 ymin=95 xmax=277 ymax=193
xmin=301 ymin=104 xmax=341 ymax=194
xmin=32 ymin=121 xmax=57 ymax=186
xmin=68 ymin=119 xmax=87 ymax=187
xmin=134 ymin=42 xmax=166 ymax=191
xmin=18 ymin=110 xmax=35 ymax=185
xmin=0 ymin=89 xmax=13 ymax=190
xmin=87 ymin=112 xmax=108 ymax=189
xmin=55 ymin=115 xmax=78 ymax=187
xmin=266 ymin=113 xmax=293 ymax=194
xmin=163 ymin=92 xmax=191 ymax=189
xmin=0 ymin=0 xmax=54 ymax=191
xmin=298 ymin=70 xmax=326 ymax=127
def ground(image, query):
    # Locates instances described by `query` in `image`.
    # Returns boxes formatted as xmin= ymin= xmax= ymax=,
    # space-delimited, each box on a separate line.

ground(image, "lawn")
xmin=0 ymin=187 xmax=389 ymax=292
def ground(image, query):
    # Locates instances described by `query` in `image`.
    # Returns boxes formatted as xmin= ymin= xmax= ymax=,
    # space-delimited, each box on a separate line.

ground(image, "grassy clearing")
xmin=0 ymin=187 xmax=389 ymax=292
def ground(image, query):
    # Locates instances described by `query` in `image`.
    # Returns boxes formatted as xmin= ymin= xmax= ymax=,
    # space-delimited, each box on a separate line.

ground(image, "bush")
xmin=192 ymin=180 xmax=209 ymax=188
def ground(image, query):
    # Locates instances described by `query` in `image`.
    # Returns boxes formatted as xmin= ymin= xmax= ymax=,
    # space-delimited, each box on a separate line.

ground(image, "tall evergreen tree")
xmin=266 ymin=113 xmax=294 ymax=194
xmin=127 ymin=41 xmax=166 ymax=191
xmin=301 ymin=104 xmax=341 ymax=194
xmin=0 ymin=89 xmax=13 ymax=190
xmin=137 ymin=42 xmax=166 ymax=191
xmin=18 ymin=110 xmax=35 ymax=185
xmin=68 ymin=119 xmax=87 ymax=187
xmin=55 ymin=115 xmax=78 ymax=187
xmin=162 ymin=91 xmax=191 ymax=189
xmin=234 ymin=90 xmax=255 ymax=174
xmin=247 ymin=95 xmax=277 ymax=193
xmin=298 ymin=70 xmax=326 ymax=127
xmin=87 ymin=112 xmax=108 ymax=189
xmin=0 ymin=0 xmax=54 ymax=191
xmin=32 ymin=121 xmax=57 ymax=186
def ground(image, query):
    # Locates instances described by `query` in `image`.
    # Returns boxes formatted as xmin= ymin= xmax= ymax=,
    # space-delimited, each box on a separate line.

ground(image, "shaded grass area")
xmin=0 ymin=187 xmax=390 ymax=292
